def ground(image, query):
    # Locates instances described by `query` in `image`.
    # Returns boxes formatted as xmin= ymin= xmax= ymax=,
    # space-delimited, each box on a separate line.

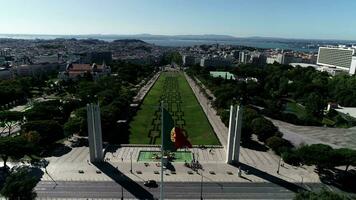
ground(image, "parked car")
xmin=144 ymin=180 xmax=158 ymax=188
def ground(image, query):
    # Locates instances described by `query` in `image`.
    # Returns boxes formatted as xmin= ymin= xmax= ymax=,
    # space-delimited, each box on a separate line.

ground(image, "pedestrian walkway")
xmin=133 ymin=72 xmax=161 ymax=102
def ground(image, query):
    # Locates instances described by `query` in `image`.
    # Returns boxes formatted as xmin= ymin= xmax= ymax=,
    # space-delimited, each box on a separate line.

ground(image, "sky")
xmin=0 ymin=0 xmax=356 ymax=40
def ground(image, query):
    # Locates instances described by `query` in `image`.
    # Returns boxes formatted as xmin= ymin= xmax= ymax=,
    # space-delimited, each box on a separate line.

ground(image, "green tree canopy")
xmin=251 ymin=117 xmax=279 ymax=142
xmin=1 ymin=166 xmax=38 ymax=199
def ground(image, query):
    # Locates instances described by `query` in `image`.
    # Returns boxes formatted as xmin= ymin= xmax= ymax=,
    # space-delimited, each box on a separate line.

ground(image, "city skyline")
xmin=1 ymin=0 xmax=356 ymax=40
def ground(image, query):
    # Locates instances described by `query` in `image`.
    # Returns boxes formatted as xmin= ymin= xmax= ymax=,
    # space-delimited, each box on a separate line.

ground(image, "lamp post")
xmin=277 ymin=157 xmax=282 ymax=174
xmin=130 ymin=152 xmax=133 ymax=173
xmin=121 ymin=180 xmax=124 ymax=200
xmin=200 ymin=170 xmax=203 ymax=200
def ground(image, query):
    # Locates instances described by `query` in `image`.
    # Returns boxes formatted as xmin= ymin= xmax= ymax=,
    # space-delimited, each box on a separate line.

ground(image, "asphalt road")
xmin=35 ymin=181 xmax=299 ymax=199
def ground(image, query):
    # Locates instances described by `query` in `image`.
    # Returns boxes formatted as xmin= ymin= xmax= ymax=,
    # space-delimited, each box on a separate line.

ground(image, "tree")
xmin=21 ymin=120 xmax=64 ymax=146
xmin=241 ymin=107 xmax=259 ymax=142
xmin=297 ymin=144 xmax=334 ymax=168
xmin=250 ymin=117 xmax=279 ymax=142
xmin=24 ymin=100 xmax=65 ymax=123
xmin=266 ymin=136 xmax=293 ymax=155
xmin=294 ymin=189 xmax=347 ymax=200
xmin=281 ymin=150 xmax=302 ymax=166
xmin=304 ymin=92 xmax=325 ymax=117
xmin=0 ymin=111 xmax=23 ymax=135
xmin=332 ymin=148 xmax=356 ymax=172
xmin=0 ymin=136 xmax=33 ymax=168
xmin=1 ymin=166 xmax=37 ymax=199
xmin=161 ymin=51 xmax=182 ymax=65
xmin=63 ymin=117 xmax=82 ymax=137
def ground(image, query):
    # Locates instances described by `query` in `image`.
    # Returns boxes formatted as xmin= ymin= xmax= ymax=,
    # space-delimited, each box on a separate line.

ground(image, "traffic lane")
xmin=36 ymin=181 xmax=297 ymax=199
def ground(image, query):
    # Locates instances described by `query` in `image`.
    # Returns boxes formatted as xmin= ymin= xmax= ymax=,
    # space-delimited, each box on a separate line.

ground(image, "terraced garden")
xmin=129 ymin=71 xmax=218 ymax=145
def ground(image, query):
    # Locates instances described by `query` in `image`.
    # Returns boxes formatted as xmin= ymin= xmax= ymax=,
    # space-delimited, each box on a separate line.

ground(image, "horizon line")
xmin=0 ymin=32 xmax=356 ymax=42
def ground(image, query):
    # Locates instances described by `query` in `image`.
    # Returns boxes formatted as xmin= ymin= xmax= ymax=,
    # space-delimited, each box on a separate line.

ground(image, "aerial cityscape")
xmin=0 ymin=0 xmax=356 ymax=199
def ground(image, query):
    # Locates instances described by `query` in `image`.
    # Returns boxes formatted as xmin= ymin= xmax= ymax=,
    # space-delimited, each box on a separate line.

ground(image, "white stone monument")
xmin=226 ymin=104 xmax=243 ymax=164
xmin=87 ymin=103 xmax=104 ymax=162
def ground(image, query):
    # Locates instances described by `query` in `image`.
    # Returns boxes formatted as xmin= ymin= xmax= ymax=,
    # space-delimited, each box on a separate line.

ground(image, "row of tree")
xmin=281 ymin=144 xmax=356 ymax=171
xmin=187 ymin=63 xmax=356 ymax=127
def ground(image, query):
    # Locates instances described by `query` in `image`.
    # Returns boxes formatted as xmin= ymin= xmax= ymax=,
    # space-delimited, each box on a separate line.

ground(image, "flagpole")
xmin=160 ymin=100 xmax=164 ymax=200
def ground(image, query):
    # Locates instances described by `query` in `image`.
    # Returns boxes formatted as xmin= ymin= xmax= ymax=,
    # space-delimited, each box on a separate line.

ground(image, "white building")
xmin=317 ymin=47 xmax=356 ymax=75
xmin=200 ymin=57 xmax=233 ymax=67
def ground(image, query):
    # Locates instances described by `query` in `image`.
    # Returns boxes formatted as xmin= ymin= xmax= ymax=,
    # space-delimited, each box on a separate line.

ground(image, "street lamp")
xmin=200 ymin=170 xmax=203 ymax=200
xmin=130 ymin=152 xmax=133 ymax=173
xmin=277 ymin=157 xmax=282 ymax=174
xmin=121 ymin=174 xmax=124 ymax=200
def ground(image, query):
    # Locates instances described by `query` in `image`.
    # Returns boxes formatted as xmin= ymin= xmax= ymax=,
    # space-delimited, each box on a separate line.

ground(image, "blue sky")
xmin=0 ymin=0 xmax=356 ymax=40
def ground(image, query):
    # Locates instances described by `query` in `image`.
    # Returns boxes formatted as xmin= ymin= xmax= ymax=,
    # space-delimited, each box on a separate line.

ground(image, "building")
xmin=79 ymin=52 xmax=112 ymax=64
xmin=200 ymin=57 xmax=232 ymax=67
xmin=0 ymin=67 xmax=12 ymax=79
xmin=317 ymin=47 xmax=356 ymax=75
xmin=182 ymin=55 xmax=200 ymax=66
xmin=58 ymin=63 xmax=111 ymax=81
xmin=239 ymin=51 xmax=251 ymax=64
xmin=12 ymin=63 xmax=66 ymax=77
xmin=251 ymin=53 xmax=267 ymax=67
xmin=210 ymin=71 xmax=235 ymax=80
xmin=33 ymin=54 xmax=60 ymax=64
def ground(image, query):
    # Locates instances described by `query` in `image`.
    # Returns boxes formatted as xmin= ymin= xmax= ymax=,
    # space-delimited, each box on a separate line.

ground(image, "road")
xmin=36 ymin=181 xmax=300 ymax=199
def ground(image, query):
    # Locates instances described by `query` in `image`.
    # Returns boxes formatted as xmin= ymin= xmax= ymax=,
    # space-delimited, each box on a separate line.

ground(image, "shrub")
xmin=251 ymin=117 xmax=278 ymax=142
xmin=282 ymin=150 xmax=302 ymax=166
xmin=294 ymin=189 xmax=347 ymax=200
xmin=22 ymin=120 xmax=64 ymax=146
xmin=1 ymin=166 xmax=38 ymax=199
xmin=297 ymin=144 xmax=333 ymax=168
xmin=266 ymin=136 xmax=293 ymax=155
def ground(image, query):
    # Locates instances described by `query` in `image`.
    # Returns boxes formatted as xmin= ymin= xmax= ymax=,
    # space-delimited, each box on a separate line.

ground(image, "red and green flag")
xmin=162 ymin=108 xmax=192 ymax=151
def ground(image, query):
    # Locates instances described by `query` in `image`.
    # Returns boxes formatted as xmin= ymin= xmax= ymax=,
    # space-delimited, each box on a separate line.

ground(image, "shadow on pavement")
xmin=241 ymin=140 xmax=269 ymax=152
xmin=317 ymin=168 xmax=356 ymax=193
xmin=93 ymin=162 xmax=154 ymax=200
xmin=237 ymin=163 xmax=306 ymax=193
xmin=41 ymin=143 xmax=72 ymax=157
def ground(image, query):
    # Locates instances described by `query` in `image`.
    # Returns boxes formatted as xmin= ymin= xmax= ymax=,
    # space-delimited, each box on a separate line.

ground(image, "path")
xmin=133 ymin=71 xmax=161 ymax=103
xmin=184 ymin=73 xmax=228 ymax=148
xmin=269 ymin=118 xmax=356 ymax=149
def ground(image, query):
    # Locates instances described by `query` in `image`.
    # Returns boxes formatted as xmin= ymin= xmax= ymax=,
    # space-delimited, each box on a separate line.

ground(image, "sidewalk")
xmin=133 ymin=72 xmax=161 ymax=103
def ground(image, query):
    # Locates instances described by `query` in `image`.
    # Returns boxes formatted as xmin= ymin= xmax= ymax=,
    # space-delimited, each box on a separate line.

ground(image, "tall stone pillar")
xmin=87 ymin=103 xmax=104 ymax=163
xmin=226 ymin=104 xmax=243 ymax=164
xmin=232 ymin=105 xmax=243 ymax=163
xmin=226 ymin=105 xmax=237 ymax=163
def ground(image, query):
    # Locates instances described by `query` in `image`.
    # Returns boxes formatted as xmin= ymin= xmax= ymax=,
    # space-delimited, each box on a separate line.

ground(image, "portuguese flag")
xmin=162 ymin=108 xmax=192 ymax=151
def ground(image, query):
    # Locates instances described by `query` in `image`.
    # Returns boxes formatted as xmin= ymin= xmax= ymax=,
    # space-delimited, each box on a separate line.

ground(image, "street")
xmin=36 ymin=181 xmax=301 ymax=199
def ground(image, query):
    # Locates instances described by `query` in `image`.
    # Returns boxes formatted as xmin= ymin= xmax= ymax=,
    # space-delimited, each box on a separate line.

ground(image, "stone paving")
xmin=270 ymin=118 xmax=356 ymax=149
xmin=41 ymin=146 xmax=320 ymax=186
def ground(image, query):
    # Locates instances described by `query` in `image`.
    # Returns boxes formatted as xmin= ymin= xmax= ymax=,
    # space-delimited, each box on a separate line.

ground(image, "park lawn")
xmin=129 ymin=74 xmax=164 ymax=144
xmin=284 ymin=102 xmax=308 ymax=119
xmin=129 ymin=72 xmax=219 ymax=145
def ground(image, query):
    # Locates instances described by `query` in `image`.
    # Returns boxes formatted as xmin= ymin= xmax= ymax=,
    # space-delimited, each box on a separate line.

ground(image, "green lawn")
xmin=129 ymin=72 xmax=219 ymax=145
xmin=284 ymin=102 xmax=308 ymax=119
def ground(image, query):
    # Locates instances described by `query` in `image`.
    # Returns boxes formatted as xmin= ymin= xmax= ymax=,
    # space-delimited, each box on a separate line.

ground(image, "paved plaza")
xmin=270 ymin=118 xmax=356 ymax=149
xmin=40 ymin=146 xmax=320 ymax=185
xmin=36 ymin=145 xmax=322 ymax=198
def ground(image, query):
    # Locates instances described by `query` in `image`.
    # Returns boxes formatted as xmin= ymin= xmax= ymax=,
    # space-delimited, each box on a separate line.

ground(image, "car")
xmin=144 ymin=180 xmax=158 ymax=188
